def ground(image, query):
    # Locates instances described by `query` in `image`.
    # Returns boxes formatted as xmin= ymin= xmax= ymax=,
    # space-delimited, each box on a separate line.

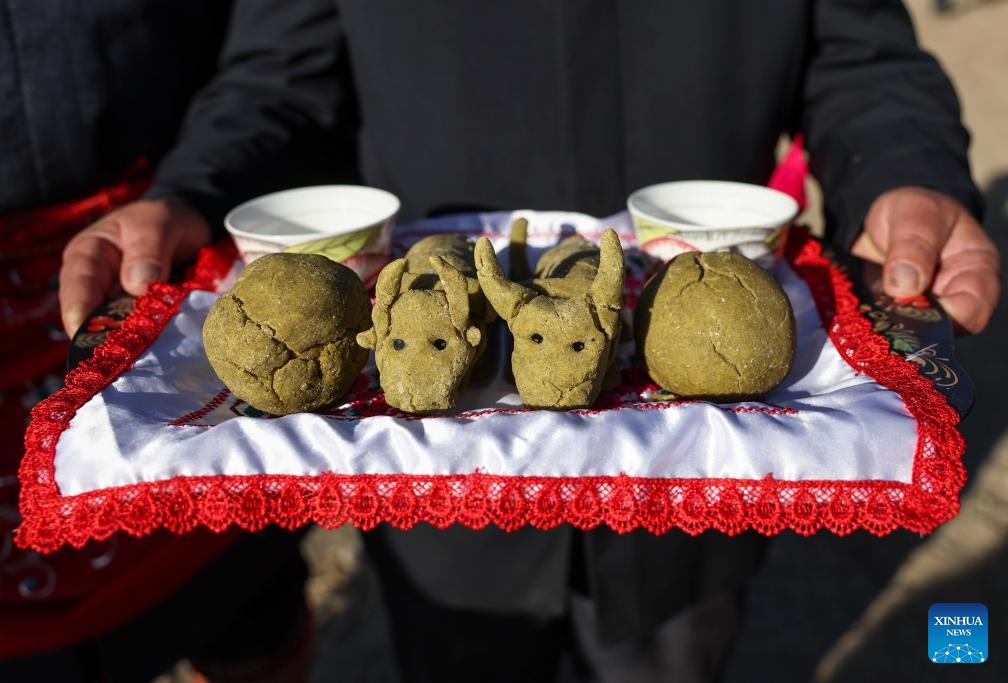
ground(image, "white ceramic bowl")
xmin=224 ymin=185 xmax=400 ymax=286
xmin=627 ymin=180 xmax=799 ymax=263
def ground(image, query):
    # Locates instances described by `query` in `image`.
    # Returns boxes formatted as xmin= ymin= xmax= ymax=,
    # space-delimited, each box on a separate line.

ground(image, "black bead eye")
xmin=392 ymin=339 xmax=405 ymax=350
xmin=432 ymin=338 xmax=447 ymax=351
xmin=572 ymin=341 xmax=585 ymax=352
xmin=530 ymin=333 xmax=543 ymax=344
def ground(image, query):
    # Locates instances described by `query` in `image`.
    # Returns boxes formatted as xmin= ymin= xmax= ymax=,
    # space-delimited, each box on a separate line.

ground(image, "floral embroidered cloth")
xmin=17 ymin=212 xmax=965 ymax=552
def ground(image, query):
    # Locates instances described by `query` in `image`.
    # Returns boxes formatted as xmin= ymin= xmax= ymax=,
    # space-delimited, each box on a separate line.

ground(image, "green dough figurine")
xmin=475 ymin=218 xmax=624 ymax=410
xmin=203 ymin=252 xmax=370 ymax=415
xmin=634 ymin=251 xmax=796 ymax=402
xmin=356 ymin=234 xmax=495 ymax=413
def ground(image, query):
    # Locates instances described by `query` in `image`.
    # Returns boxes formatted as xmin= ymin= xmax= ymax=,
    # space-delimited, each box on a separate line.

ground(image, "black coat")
xmin=327 ymin=0 xmax=981 ymax=248
xmin=320 ymin=0 xmax=980 ymax=642
xmin=0 ymin=0 xmax=354 ymax=224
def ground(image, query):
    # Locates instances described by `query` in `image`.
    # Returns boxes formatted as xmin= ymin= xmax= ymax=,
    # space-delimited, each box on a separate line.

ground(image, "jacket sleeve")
xmin=144 ymin=0 xmax=357 ymax=236
xmin=802 ymin=0 xmax=982 ymax=248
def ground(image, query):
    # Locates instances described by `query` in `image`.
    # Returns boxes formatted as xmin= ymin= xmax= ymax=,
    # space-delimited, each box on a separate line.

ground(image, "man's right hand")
xmin=59 ymin=199 xmax=212 ymax=337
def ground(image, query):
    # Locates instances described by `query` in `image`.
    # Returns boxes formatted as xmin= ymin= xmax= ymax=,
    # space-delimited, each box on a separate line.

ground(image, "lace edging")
xmin=15 ymin=233 xmax=965 ymax=551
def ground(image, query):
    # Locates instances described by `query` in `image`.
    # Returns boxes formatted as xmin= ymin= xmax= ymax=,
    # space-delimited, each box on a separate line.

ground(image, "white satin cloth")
xmin=55 ymin=211 xmax=918 ymax=496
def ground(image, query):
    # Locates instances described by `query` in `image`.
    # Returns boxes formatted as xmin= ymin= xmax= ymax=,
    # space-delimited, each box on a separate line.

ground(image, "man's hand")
xmin=851 ymin=186 xmax=1001 ymax=334
xmin=59 ymin=199 xmax=212 ymax=336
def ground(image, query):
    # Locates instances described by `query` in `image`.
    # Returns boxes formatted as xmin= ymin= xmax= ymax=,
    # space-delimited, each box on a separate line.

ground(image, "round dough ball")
xmin=634 ymin=252 xmax=796 ymax=401
xmin=203 ymin=252 xmax=370 ymax=414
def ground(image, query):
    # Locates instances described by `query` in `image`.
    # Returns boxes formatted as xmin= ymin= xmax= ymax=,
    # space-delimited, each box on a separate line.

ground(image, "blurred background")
xmin=151 ymin=1 xmax=1007 ymax=680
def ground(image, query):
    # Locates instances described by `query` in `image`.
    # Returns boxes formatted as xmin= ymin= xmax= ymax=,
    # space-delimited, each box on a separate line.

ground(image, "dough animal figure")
xmin=475 ymin=218 xmax=624 ymax=409
xmin=357 ymin=234 xmax=495 ymax=413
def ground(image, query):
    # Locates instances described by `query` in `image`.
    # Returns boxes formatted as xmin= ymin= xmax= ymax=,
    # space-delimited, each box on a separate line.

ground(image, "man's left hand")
xmin=851 ymin=186 xmax=1000 ymax=334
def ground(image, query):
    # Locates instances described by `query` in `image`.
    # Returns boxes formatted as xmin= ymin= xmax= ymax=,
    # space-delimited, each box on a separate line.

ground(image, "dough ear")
xmin=591 ymin=229 xmax=624 ymax=337
xmin=356 ymin=328 xmax=377 ymax=349
xmin=475 ymin=237 xmax=535 ymax=321
xmin=465 ymin=326 xmax=482 ymax=347
xmin=432 ymin=255 xmax=470 ymax=335
xmin=372 ymin=258 xmax=408 ymax=340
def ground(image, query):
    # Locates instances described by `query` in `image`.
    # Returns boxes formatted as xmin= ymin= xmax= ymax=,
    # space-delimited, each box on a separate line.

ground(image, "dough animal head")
xmin=357 ymin=235 xmax=490 ymax=413
xmin=475 ymin=225 xmax=624 ymax=409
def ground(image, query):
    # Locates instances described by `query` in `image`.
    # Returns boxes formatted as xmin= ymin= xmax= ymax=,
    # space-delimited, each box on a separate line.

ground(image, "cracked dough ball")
xmin=634 ymin=252 xmax=796 ymax=401
xmin=203 ymin=252 xmax=370 ymax=415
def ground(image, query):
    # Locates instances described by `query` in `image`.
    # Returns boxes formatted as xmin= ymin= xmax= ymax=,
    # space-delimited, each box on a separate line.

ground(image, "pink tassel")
xmin=769 ymin=134 xmax=808 ymax=210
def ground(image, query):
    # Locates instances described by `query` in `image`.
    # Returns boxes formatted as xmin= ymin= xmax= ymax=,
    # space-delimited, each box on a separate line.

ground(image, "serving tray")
xmin=17 ymin=211 xmax=967 ymax=552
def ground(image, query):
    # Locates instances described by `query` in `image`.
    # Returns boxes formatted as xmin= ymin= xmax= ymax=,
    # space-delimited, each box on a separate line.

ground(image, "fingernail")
xmin=65 ymin=306 xmax=87 ymax=335
xmin=887 ymin=261 xmax=922 ymax=294
xmin=127 ymin=260 xmax=162 ymax=289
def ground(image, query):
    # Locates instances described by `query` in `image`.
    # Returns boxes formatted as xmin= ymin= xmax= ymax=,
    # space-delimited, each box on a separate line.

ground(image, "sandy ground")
xmin=154 ymin=2 xmax=1008 ymax=680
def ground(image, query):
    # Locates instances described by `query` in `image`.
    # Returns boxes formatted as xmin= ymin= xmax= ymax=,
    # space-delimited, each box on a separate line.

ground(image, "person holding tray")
xmin=51 ymin=1 xmax=1001 ymax=682
xmin=0 ymin=1 xmax=356 ymax=680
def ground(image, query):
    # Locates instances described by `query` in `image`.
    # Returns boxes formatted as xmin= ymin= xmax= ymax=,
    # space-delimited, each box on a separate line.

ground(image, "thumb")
xmin=865 ymin=189 xmax=953 ymax=299
xmin=119 ymin=220 xmax=171 ymax=296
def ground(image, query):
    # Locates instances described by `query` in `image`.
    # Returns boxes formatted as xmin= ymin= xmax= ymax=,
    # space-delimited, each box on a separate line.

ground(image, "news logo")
xmin=929 ymin=603 xmax=987 ymax=663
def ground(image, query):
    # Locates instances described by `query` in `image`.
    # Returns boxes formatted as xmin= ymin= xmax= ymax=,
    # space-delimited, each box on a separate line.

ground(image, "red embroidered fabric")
xmin=1 ymin=168 xmax=243 ymax=657
xmin=16 ymin=231 xmax=965 ymax=552
xmin=0 ymin=161 xmax=152 ymax=389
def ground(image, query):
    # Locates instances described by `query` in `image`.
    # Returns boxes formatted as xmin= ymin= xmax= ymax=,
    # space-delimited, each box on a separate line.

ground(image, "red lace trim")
xmin=16 ymin=232 xmax=965 ymax=552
